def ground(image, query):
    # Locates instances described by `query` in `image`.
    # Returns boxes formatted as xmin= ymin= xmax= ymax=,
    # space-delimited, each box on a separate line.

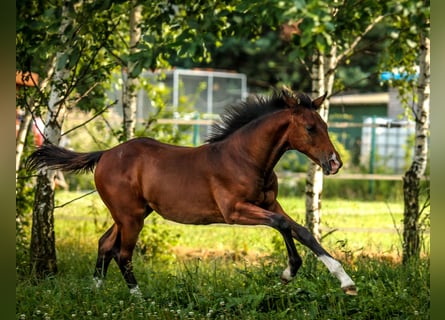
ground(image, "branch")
xmin=298 ymin=56 xmax=312 ymax=80
xmin=335 ymin=15 xmax=385 ymax=67
xmin=54 ymin=190 xmax=97 ymax=208
xmin=386 ymin=202 xmax=403 ymax=246
xmin=62 ymin=100 xmax=117 ymax=137
xmin=84 ymin=124 xmax=110 ymax=149
xmin=321 ymin=228 xmax=338 ymax=240
xmin=72 ymin=82 xmax=100 ymax=105
xmin=419 ymin=189 xmax=430 ymax=217
xmin=100 ymin=113 xmax=121 ymax=141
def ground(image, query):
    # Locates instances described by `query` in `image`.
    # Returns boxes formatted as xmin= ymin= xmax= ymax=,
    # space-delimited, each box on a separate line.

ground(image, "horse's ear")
xmin=312 ymin=92 xmax=328 ymax=109
xmin=281 ymin=86 xmax=299 ymax=107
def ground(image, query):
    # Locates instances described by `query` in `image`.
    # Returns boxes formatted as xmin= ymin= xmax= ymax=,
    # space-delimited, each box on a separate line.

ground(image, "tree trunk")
xmin=403 ymin=169 xmax=421 ymax=262
xmin=122 ymin=1 xmax=142 ymax=141
xmin=16 ymin=108 xmax=32 ymax=178
xmin=303 ymin=12 xmax=386 ymax=242
xmin=29 ymin=1 xmax=71 ymax=277
xmin=402 ymin=32 xmax=430 ymax=263
xmin=305 ymin=45 xmax=336 ymax=241
xmin=30 ymin=172 xmax=58 ymax=276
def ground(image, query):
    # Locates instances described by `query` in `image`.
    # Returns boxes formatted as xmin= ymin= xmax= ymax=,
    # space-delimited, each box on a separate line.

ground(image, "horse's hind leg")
xmin=115 ymin=215 xmax=145 ymax=295
xmin=93 ymin=224 xmax=120 ymax=288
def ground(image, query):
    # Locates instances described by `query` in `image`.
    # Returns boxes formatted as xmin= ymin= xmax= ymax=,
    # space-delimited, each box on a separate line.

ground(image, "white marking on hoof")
xmin=93 ymin=277 xmax=103 ymax=288
xmin=281 ymin=266 xmax=294 ymax=282
xmin=130 ymin=285 xmax=142 ymax=296
xmin=318 ymin=255 xmax=356 ymax=290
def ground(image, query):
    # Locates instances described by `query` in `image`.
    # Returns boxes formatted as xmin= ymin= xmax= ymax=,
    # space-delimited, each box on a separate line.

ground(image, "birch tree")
xmin=396 ymin=2 xmax=430 ymax=263
xmin=402 ymin=31 xmax=429 ymax=263
xmin=17 ymin=0 xmax=119 ymax=276
xmin=121 ymin=0 xmax=142 ymax=141
xmin=373 ymin=0 xmax=430 ymax=262
xmin=293 ymin=0 xmax=429 ymax=244
xmin=293 ymin=2 xmax=385 ymax=240
xmin=29 ymin=1 xmax=72 ymax=276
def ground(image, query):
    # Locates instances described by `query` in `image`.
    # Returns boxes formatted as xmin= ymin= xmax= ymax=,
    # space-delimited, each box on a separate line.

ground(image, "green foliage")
xmin=15 ymin=175 xmax=34 ymax=272
xmin=16 ymin=128 xmax=42 ymax=271
xmin=278 ymin=176 xmax=405 ymax=201
xmin=136 ymin=215 xmax=181 ymax=263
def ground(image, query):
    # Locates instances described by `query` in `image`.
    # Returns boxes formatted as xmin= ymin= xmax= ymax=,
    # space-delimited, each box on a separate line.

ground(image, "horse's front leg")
xmin=272 ymin=201 xmax=357 ymax=295
xmin=225 ymin=202 xmax=303 ymax=283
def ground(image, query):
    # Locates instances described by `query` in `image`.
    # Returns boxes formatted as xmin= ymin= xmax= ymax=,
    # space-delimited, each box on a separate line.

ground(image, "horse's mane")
xmin=205 ymin=90 xmax=314 ymax=143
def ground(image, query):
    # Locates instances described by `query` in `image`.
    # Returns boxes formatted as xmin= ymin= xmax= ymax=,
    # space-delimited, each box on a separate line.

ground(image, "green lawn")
xmin=16 ymin=191 xmax=430 ymax=319
xmin=53 ymin=191 xmax=429 ymax=259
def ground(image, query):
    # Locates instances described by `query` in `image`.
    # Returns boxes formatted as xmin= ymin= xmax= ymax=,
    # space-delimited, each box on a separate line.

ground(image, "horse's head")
xmin=283 ymin=89 xmax=342 ymax=175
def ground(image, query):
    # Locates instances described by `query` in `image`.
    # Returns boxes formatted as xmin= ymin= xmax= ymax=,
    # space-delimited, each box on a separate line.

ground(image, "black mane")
xmin=205 ymin=91 xmax=314 ymax=143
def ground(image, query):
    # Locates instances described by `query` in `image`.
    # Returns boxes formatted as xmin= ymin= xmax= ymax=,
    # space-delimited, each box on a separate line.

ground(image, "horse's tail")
xmin=26 ymin=144 xmax=104 ymax=174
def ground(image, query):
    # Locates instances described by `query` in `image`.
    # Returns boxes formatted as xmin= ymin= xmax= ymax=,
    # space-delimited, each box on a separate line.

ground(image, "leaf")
xmin=68 ymin=46 xmax=81 ymax=69
xmin=130 ymin=60 xmax=143 ymax=78
xmin=406 ymin=39 xmax=417 ymax=48
xmin=56 ymin=52 xmax=69 ymax=71
xmin=315 ymin=35 xmax=326 ymax=53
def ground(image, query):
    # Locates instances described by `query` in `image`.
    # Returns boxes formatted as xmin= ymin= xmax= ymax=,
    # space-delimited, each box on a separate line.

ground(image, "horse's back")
xmin=94 ymin=137 xmax=192 ymax=183
xmin=93 ymin=137 xmax=222 ymax=223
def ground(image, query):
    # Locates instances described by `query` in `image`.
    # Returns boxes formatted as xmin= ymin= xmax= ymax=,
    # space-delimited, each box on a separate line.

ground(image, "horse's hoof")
xmin=280 ymin=266 xmax=294 ymax=285
xmin=342 ymin=285 xmax=358 ymax=295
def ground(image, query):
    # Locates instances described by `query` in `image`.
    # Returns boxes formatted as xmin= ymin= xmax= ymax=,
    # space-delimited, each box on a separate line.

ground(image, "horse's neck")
xmin=232 ymin=110 xmax=291 ymax=173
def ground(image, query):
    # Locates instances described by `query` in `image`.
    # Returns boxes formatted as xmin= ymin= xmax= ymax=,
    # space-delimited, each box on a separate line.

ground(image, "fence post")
xmin=369 ymin=115 xmax=376 ymax=196
xmin=193 ymin=112 xmax=200 ymax=146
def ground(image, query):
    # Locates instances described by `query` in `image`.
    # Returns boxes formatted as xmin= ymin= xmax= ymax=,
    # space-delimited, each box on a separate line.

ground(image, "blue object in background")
xmin=380 ymin=71 xmax=418 ymax=81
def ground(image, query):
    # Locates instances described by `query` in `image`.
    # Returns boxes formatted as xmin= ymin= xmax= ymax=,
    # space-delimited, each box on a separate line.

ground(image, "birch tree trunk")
xmin=402 ymin=32 xmax=430 ymax=263
xmin=122 ymin=0 xmax=142 ymax=141
xmin=303 ymin=13 xmax=383 ymax=241
xmin=29 ymin=1 xmax=71 ymax=277
xmin=305 ymin=45 xmax=337 ymax=241
xmin=16 ymin=109 xmax=32 ymax=178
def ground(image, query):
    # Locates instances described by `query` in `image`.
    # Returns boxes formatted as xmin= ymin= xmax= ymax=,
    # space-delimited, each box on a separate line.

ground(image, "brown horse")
xmin=27 ymin=88 xmax=357 ymax=295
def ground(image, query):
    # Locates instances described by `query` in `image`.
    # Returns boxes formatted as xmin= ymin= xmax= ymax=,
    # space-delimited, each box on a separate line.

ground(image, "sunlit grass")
xmin=17 ymin=191 xmax=430 ymax=319
xmin=53 ymin=190 xmax=429 ymax=259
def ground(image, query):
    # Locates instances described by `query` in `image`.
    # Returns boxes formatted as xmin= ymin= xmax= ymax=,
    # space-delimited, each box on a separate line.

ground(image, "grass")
xmin=16 ymin=191 xmax=430 ymax=319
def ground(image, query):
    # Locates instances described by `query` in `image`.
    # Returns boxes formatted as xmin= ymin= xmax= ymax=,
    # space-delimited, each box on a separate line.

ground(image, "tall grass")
xmin=16 ymin=191 xmax=430 ymax=319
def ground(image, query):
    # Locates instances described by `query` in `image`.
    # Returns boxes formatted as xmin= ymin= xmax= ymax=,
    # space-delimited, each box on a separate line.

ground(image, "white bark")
xmin=411 ymin=33 xmax=430 ymax=178
xmin=122 ymin=1 xmax=142 ymax=141
xmin=305 ymin=51 xmax=326 ymax=241
xmin=402 ymin=31 xmax=430 ymax=263
xmin=305 ymin=45 xmax=337 ymax=241
xmin=16 ymin=109 xmax=32 ymax=176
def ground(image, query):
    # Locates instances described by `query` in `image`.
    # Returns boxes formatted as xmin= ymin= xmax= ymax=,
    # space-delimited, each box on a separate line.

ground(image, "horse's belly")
xmin=148 ymin=199 xmax=225 ymax=225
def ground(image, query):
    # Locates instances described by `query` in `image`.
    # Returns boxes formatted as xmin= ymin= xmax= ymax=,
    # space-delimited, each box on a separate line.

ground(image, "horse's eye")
xmin=306 ymin=126 xmax=315 ymax=133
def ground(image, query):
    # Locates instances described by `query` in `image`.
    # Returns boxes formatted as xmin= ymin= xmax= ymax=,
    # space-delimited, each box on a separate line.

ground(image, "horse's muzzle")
xmin=321 ymin=153 xmax=342 ymax=175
